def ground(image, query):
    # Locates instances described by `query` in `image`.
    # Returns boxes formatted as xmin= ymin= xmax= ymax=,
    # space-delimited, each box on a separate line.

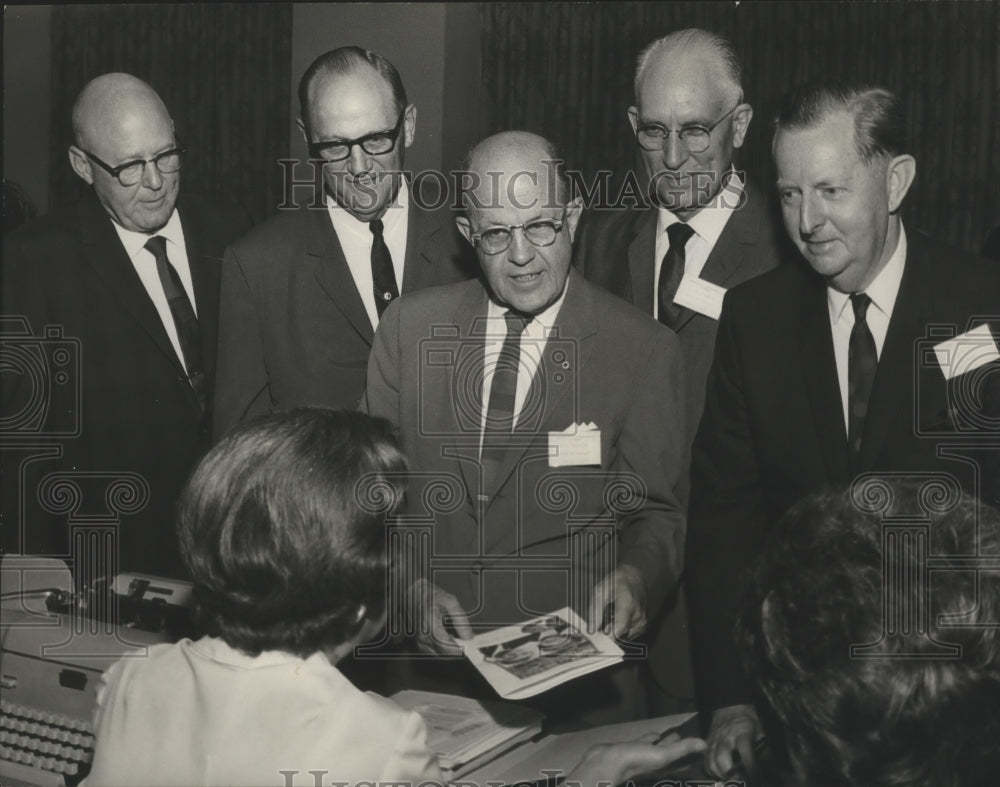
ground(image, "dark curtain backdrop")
xmin=481 ymin=1 xmax=999 ymax=254
xmin=49 ymin=4 xmax=292 ymax=222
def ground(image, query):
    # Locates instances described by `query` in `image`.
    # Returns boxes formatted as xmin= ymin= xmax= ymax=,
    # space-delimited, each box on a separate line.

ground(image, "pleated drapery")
xmin=49 ymin=4 xmax=292 ymax=222
xmin=481 ymin=2 xmax=999 ymax=254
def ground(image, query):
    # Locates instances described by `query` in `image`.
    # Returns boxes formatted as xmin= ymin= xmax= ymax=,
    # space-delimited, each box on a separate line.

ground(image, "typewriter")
xmin=0 ymin=557 xmax=194 ymax=787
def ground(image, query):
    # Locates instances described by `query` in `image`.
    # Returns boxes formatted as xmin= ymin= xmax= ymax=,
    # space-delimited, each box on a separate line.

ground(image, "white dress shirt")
xmin=327 ymin=179 xmax=409 ymax=330
xmin=653 ymin=172 xmax=743 ymax=320
xmin=111 ymin=209 xmax=196 ymax=372
xmin=479 ymin=288 xmax=568 ymax=454
xmin=828 ymin=223 xmax=907 ymax=431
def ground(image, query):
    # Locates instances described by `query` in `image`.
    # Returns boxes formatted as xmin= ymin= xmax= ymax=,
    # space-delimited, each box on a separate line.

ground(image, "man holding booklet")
xmin=364 ymin=130 xmax=687 ymax=723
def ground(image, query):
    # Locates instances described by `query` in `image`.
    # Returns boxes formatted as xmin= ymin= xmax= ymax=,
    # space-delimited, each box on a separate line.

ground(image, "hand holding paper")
xmin=588 ymin=565 xmax=648 ymax=640
xmin=407 ymin=578 xmax=473 ymax=655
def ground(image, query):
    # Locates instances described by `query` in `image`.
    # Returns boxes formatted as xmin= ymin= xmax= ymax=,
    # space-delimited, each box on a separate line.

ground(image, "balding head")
xmin=457 ymin=131 xmax=581 ymax=315
xmin=628 ymin=29 xmax=752 ymax=216
xmin=68 ymin=73 xmax=180 ymax=233
xmin=462 ymin=131 xmax=569 ymax=214
xmin=634 ymin=29 xmax=742 ymax=107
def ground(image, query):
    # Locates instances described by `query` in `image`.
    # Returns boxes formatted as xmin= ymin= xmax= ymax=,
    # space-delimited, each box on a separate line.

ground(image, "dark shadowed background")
xmin=4 ymin=2 xmax=997 ymax=249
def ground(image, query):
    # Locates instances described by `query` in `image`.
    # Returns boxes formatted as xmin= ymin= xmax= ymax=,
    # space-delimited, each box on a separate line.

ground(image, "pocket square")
xmin=548 ymin=422 xmax=601 ymax=467
xmin=933 ymin=325 xmax=999 ymax=381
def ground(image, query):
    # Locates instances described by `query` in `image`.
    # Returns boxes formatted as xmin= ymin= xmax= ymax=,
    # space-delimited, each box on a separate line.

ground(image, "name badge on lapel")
xmin=548 ymin=422 xmax=601 ymax=467
xmin=932 ymin=324 xmax=999 ymax=380
xmin=673 ymin=275 xmax=726 ymax=320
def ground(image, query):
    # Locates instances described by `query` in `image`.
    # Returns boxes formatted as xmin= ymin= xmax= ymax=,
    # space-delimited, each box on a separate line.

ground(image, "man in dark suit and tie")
xmin=573 ymin=28 xmax=787 ymax=717
xmin=687 ymin=83 xmax=1000 ymax=777
xmin=365 ymin=131 xmax=687 ymax=723
xmin=213 ymin=47 xmax=475 ymax=439
xmin=2 ymin=73 xmax=249 ymax=579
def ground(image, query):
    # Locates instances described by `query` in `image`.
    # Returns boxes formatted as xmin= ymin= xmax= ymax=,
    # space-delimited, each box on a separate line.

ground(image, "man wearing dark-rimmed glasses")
xmin=2 ymin=72 xmax=249 ymax=580
xmin=365 ymin=130 xmax=687 ymax=725
xmin=572 ymin=25 xmax=787 ymax=746
xmin=213 ymin=46 xmax=475 ymax=439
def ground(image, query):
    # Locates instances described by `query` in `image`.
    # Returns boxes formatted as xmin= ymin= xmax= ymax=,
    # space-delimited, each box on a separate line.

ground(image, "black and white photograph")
xmin=2 ymin=2 xmax=998 ymax=786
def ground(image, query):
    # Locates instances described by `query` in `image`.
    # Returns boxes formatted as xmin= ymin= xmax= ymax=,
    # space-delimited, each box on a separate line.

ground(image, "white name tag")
xmin=548 ymin=422 xmax=601 ymax=467
xmin=933 ymin=324 xmax=1000 ymax=380
xmin=673 ymin=275 xmax=727 ymax=320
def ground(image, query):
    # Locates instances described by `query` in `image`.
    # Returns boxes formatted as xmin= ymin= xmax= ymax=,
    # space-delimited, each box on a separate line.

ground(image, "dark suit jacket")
xmin=573 ymin=182 xmax=786 ymax=703
xmin=573 ymin=181 xmax=786 ymax=455
xmin=1 ymin=191 xmax=250 ymax=578
xmin=212 ymin=200 xmax=476 ymax=439
xmin=365 ymin=271 xmax=687 ymax=628
xmin=686 ymin=233 xmax=1000 ymax=711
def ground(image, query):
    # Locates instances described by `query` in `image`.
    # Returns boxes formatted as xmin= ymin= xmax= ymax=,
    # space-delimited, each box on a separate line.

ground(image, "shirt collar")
xmin=656 ymin=169 xmax=744 ymax=246
xmin=828 ymin=222 xmax=908 ymax=324
xmin=326 ymin=178 xmax=408 ymax=238
xmin=110 ymin=207 xmax=183 ymax=260
xmin=486 ymin=276 xmax=568 ymax=332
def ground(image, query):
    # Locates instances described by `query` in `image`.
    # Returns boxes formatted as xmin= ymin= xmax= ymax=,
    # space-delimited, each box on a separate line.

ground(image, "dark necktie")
xmin=657 ymin=221 xmax=695 ymax=328
xmin=480 ymin=310 xmax=531 ymax=493
xmin=144 ymin=236 xmax=206 ymax=411
xmin=369 ymin=218 xmax=400 ymax=318
xmin=848 ymin=292 xmax=878 ymax=460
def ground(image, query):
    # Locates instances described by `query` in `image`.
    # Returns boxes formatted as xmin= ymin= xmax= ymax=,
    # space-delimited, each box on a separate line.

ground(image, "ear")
xmin=627 ymin=106 xmax=639 ymax=135
xmin=296 ymin=116 xmax=309 ymax=146
xmin=731 ymin=103 xmax=754 ymax=149
xmin=402 ymin=104 xmax=417 ymax=149
xmin=68 ymin=145 xmax=94 ymax=185
xmin=565 ymin=196 xmax=584 ymax=243
xmin=455 ymin=215 xmax=475 ymax=247
xmin=886 ymin=154 xmax=916 ymax=213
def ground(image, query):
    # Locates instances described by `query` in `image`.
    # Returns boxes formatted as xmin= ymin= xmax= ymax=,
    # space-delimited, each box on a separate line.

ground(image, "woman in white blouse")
xmin=87 ymin=409 xmax=441 ymax=787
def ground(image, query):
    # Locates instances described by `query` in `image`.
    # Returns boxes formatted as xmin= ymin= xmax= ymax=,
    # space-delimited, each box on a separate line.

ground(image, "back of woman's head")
xmin=177 ymin=409 xmax=406 ymax=657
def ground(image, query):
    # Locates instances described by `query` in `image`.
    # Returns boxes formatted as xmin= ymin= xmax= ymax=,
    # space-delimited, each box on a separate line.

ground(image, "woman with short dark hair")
xmin=87 ymin=409 xmax=442 ymax=786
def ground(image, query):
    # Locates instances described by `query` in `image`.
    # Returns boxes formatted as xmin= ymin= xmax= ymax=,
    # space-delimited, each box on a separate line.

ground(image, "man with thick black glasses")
xmin=572 ymin=26 xmax=788 ymax=735
xmin=213 ymin=46 xmax=475 ymax=439
xmin=2 ymin=72 xmax=249 ymax=579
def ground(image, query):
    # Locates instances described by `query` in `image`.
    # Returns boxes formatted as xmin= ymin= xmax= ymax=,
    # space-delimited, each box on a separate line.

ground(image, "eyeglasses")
xmin=81 ymin=147 xmax=185 ymax=187
xmin=308 ymin=111 xmax=406 ymax=162
xmin=470 ymin=210 xmax=567 ymax=255
xmin=635 ymin=102 xmax=741 ymax=154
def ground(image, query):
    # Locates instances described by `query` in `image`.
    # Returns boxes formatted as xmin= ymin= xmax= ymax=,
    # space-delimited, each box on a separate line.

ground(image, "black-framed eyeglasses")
xmin=81 ymin=147 xmax=185 ymax=187
xmin=308 ymin=110 xmax=407 ymax=163
xmin=635 ymin=102 xmax=742 ymax=154
xmin=470 ymin=209 xmax=567 ymax=255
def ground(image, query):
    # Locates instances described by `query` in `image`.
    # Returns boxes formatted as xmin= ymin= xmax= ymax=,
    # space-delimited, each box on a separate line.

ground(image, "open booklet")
xmin=461 ymin=607 xmax=623 ymax=700
xmin=390 ymin=690 xmax=543 ymax=777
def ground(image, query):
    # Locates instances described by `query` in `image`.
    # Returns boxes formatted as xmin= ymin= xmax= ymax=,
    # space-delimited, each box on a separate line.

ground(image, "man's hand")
xmin=587 ymin=565 xmax=648 ymax=640
xmin=703 ymin=703 xmax=763 ymax=779
xmin=564 ymin=733 xmax=706 ymax=786
xmin=406 ymin=578 xmax=473 ymax=655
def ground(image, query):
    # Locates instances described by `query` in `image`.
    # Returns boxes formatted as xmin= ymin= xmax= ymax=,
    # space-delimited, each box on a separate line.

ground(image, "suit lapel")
xmin=627 ymin=209 xmax=656 ymax=314
xmin=859 ymin=246 xmax=925 ymax=470
xmin=797 ymin=272 xmax=852 ymax=482
xmin=484 ymin=272 xmax=598 ymax=503
xmin=75 ymin=193 xmax=187 ymax=377
xmin=307 ymin=205 xmax=375 ymax=346
xmin=401 ymin=200 xmax=447 ymax=292
xmin=671 ymin=182 xmax=765 ymax=333
xmin=176 ymin=199 xmax=223 ymax=381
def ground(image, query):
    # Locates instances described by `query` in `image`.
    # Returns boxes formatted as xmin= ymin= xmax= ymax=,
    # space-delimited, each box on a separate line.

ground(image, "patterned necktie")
xmin=144 ymin=236 xmax=206 ymax=411
xmin=848 ymin=292 xmax=878 ymax=460
xmin=657 ymin=222 xmax=695 ymax=328
xmin=369 ymin=218 xmax=400 ymax=318
xmin=480 ymin=310 xmax=531 ymax=493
